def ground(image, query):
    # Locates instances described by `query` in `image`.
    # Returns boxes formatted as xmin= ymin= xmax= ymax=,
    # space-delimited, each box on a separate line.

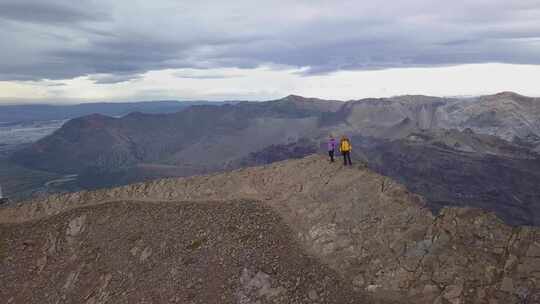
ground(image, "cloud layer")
xmin=1 ymin=0 xmax=540 ymax=83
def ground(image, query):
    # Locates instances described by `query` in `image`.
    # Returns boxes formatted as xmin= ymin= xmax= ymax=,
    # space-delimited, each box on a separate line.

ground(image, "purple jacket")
xmin=327 ymin=138 xmax=336 ymax=151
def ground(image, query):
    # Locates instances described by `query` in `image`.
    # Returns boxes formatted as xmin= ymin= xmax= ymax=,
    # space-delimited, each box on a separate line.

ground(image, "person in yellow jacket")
xmin=339 ymin=136 xmax=352 ymax=166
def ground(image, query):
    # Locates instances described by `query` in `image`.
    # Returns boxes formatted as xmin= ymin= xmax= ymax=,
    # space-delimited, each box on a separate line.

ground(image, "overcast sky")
xmin=1 ymin=0 xmax=540 ymax=104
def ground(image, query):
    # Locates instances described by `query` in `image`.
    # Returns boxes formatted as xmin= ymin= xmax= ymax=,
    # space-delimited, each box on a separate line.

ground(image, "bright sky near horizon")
xmin=1 ymin=0 xmax=540 ymax=104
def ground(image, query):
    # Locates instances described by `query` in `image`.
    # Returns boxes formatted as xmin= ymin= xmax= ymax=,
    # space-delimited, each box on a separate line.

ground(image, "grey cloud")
xmin=0 ymin=1 xmax=108 ymax=24
xmin=43 ymin=82 xmax=67 ymax=87
xmin=174 ymin=72 xmax=241 ymax=79
xmin=88 ymin=74 xmax=142 ymax=84
xmin=438 ymin=39 xmax=477 ymax=47
xmin=0 ymin=0 xmax=540 ymax=82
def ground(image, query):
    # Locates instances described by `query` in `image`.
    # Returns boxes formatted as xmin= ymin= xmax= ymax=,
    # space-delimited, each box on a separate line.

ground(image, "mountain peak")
xmin=277 ymin=95 xmax=343 ymax=112
xmin=81 ymin=113 xmax=112 ymax=120
xmin=281 ymin=94 xmax=326 ymax=103
xmin=283 ymin=94 xmax=311 ymax=101
xmin=493 ymin=91 xmax=525 ymax=98
xmin=69 ymin=113 xmax=115 ymax=128
xmin=483 ymin=91 xmax=535 ymax=103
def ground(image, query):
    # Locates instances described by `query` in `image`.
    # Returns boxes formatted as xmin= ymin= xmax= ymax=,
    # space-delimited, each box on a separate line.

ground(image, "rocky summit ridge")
xmin=1 ymin=155 xmax=539 ymax=303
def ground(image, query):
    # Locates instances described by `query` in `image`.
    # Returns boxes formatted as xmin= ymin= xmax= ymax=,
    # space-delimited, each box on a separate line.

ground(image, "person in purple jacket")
xmin=327 ymin=135 xmax=337 ymax=162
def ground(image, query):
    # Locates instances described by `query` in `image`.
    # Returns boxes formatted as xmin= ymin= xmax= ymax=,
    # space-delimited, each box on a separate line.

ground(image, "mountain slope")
xmin=1 ymin=200 xmax=370 ymax=304
xmin=11 ymin=100 xmax=329 ymax=174
xmin=442 ymin=92 xmax=540 ymax=142
xmin=352 ymin=130 xmax=540 ymax=226
xmin=2 ymin=155 xmax=539 ymax=303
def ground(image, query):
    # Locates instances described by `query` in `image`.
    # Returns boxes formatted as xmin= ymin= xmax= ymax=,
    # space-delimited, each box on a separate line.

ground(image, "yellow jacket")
xmin=340 ymin=139 xmax=351 ymax=152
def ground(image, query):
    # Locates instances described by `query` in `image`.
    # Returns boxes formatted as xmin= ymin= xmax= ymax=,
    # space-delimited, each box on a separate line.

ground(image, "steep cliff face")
xmin=329 ymin=96 xmax=449 ymax=137
xmin=324 ymin=92 xmax=540 ymax=143
xmin=2 ymin=156 xmax=539 ymax=303
xmin=440 ymin=92 xmax=540 ymax=142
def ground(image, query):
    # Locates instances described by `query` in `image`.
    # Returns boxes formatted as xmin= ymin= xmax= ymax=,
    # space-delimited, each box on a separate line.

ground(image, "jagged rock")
xmin=423 ymin=284 xmax=439 ymax=295
xmin=504 ymin=254 xmax=518 ymax=271
xmin=526 ymin=242 xmax=540 ymax=257
xmin=308 ymin=289 xmax=318 ymax=300
xmin=352 ymin=274 xmax=365 ymax=289
xmin=366 ymin=285 xmax=382 ymax=292
xmin=44 ymin=232 xmax=58 ymax=255
xmin=500 ymin=277 xmax=514 ymax=292
xmin=443 ymin=284 xmax=463 ymax=303
xmin=66 ymin=214 xmax=86 ymax=237
xmin=238 ymin=268 xmax=286 ymax=303
xmin=36 ymin=255 xmax=47 ymax=272
xmin=139 ymin=246 xmax=152 ymax=262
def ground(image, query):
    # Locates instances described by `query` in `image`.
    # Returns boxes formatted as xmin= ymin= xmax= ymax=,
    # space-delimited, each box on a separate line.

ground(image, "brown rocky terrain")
xmin=2 ymin=155 xmax=539 ymax=303
xmin=1 ymin=200 xmax=370 ymax=304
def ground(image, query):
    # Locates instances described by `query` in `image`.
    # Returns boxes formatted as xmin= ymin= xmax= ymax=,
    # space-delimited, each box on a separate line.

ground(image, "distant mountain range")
xmin=8 ymin=92 xmax=540 ymax=225
xmin=0 ymin=100 xmax=231 ymax=123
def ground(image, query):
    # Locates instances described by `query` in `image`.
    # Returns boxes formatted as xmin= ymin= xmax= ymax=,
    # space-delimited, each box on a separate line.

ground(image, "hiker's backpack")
xmin=341 ymin=139 xmax=351 ymax=152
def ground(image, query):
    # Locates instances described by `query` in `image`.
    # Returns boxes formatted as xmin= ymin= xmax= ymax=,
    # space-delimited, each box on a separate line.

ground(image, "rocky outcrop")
xmin=1 ymin=155 xmax=539 ymax=303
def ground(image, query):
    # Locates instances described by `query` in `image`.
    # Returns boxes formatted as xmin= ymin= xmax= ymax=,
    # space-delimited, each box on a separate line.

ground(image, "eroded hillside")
xmin=1 ymin=155 xmax=539 ymax=303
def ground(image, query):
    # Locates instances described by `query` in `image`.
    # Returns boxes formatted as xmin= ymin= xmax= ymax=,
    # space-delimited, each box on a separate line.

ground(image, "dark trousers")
xmin=342 ymin=151 xmax=352 ymax=165
xmin=328 ymin=150 xmax=335 ymax=162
